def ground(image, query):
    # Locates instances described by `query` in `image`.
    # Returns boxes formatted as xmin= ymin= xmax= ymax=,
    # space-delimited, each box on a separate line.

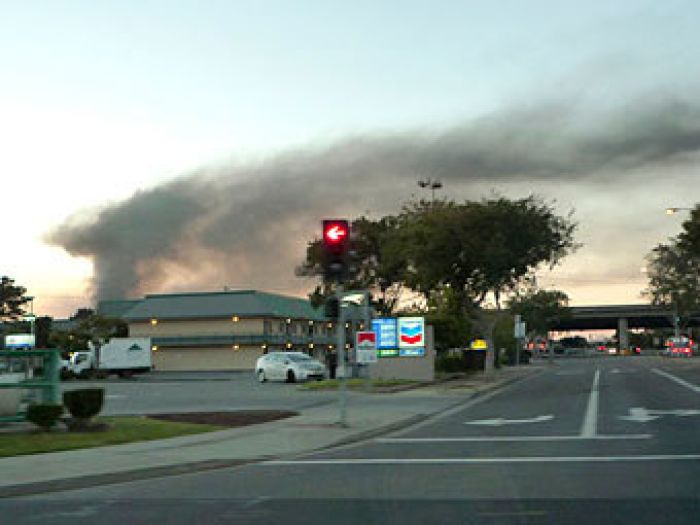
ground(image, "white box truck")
xmin=63 ymin=338 xmax=152 ymax=379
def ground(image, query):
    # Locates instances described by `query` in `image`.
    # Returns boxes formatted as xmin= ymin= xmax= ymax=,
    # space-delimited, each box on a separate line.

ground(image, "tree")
xmin=0 ymin=276 xmax=30 ymax=321
xmin=644 ymin=242 xmax=700 ymax=335
xmin=644 ymin=204 xmax=700 ymax=334
xmin=426 ymin=286 xmax=475 ymax=351
xmin=393 ymin=196 xmax=578 ymax=372
xmin=48 ymin=308 xmax=128 ymax=353
xmin=508 ymin=288 xmax=571 ymax=339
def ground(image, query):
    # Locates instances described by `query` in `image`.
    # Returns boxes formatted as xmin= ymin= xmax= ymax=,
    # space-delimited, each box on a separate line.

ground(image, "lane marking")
xmin=465 ymin=414 xmax=554 ymax=426
xmin=377 ymin=434 xmax=652 ymax=443
xmin=480 ymin=511 xmax=547 ymax=517
xmin=263 ymin=454 xmax=700 ymax=466
xmin=580 ymin=368 xmax=600 ymax=438
xmin=387 ymin=368 xmax=545 ymax=438
xmin=652 ymin=368 xmax=700 ymax=394
xmin=105 ymin=395 xmax=126 ymax=399
xmin=620 ymin=407 xmax=700 ymax=422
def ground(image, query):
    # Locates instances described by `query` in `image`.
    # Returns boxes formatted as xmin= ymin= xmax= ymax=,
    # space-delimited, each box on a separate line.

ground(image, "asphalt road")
xmin=5 ymin=356 xmax=700 ymax=524
xmin=60 ymin=372 xmax=340 ymax=415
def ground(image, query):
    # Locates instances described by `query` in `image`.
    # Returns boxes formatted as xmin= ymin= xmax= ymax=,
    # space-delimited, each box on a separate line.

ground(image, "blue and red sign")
xmin=398 ymin=317 xmax=425 ymax=348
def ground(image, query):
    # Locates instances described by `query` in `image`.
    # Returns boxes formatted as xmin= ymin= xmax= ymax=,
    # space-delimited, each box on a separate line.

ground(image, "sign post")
xmin=514 ymin=315 xmax=526 ymax=366
xmin=356 ymin=330 xmax=377 ymax=391
xmin=356 ymin=331 xmax=377 ymax=364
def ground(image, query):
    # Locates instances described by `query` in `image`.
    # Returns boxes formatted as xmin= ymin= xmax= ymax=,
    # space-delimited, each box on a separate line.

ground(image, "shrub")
xmin=26 ymin=403 xmax=64 ymax=431
xmin=63 ymin=388 xmax=104 ymax=420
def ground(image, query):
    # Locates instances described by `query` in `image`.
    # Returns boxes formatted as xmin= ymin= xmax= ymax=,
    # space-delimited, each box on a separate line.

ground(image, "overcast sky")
xmin=2 ymin=0 xmax=699 ymax=317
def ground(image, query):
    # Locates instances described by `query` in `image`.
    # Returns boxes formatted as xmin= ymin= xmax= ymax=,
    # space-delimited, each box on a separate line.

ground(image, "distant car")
xmin=255 ymin=352 xmax=327 ymax=383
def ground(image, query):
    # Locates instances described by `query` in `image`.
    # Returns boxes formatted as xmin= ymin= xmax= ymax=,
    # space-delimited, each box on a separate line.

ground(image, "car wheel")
xmin=286 ymin=370 xmax=296 ymax=383
xmin=257 ymin=369 xmax=267 ymax=383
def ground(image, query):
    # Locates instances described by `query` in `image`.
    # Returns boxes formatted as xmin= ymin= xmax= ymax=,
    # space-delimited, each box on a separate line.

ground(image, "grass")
xmin=299 ymin=378 xmax=420 ymax=391
xmin=0 ymin=416 xmax=224 ymax=458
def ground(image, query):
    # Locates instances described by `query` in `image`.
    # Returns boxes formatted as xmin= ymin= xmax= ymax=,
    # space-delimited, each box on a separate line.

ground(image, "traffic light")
xmin=321 ymin=219 xmax=350 ymax=281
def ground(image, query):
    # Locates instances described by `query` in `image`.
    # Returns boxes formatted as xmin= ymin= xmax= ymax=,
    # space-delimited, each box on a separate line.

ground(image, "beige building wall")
xmin=152 ymin=346 xmax=263 ymax=371
xmin=130 ymin=317 xmax=265 ymax=337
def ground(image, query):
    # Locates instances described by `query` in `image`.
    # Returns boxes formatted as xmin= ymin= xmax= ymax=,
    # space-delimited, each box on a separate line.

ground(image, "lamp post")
xmin=417 ymin=179 xmax=443 ymax=202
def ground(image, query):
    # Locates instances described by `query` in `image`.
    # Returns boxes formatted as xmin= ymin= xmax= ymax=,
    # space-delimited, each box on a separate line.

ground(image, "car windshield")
xmin=5 ymin=3 xmax=700 ymax=524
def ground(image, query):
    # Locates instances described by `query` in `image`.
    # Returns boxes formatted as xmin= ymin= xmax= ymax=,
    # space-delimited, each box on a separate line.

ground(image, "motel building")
xmin=101 ymin=290 xmax=338 ymax=371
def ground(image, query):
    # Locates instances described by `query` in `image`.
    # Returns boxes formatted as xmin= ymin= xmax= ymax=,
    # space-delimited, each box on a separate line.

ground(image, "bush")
xmin=435 ymin=351 xmax=487 ymax=373
xmin=63 ymin=388 xmax=104 ymax=420
xmin=26 ymin=403 xmax=64 ymax=431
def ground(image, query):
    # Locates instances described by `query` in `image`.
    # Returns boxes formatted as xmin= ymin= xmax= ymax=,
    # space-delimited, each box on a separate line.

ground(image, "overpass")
xmin=553 ymin=304 xmax=700 ymax=348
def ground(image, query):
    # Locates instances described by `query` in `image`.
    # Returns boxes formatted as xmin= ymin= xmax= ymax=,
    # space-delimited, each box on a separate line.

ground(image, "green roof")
xmin=123 ymin=290 xmax=326 ymax=322
xmin=97 ymin=299 xmax=144 ymax=319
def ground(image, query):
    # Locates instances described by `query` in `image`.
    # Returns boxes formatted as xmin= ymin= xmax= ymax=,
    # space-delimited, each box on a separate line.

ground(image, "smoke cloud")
xmin=46 ymin=95 xmax=700 ymax=302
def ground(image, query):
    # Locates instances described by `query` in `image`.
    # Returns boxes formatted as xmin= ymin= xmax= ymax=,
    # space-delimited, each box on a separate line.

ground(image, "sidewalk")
xmin=0 ymin=365 xmax=540 ymax=497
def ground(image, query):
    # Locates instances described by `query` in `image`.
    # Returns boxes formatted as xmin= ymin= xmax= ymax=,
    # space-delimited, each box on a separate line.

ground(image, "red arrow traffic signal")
xmin=323 ymin=221 xmax=348 ymax=244
xmin=322 ymin=219 xmax=350 ymax=281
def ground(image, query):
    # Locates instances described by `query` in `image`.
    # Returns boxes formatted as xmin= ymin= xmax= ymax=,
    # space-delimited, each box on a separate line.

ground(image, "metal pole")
xmin=364 ymin=290 xmax=372 ymax=387
xmin=336 ymin=285 xmax=348 ymax=427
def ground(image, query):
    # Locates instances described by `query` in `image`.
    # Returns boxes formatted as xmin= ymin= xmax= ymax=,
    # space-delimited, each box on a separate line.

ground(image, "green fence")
xmin=0 ymin=349 xmax=61 ymax=423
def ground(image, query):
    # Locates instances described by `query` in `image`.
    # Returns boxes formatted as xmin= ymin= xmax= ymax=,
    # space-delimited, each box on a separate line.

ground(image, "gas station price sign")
xmin=372 ymin=318 xmax=398 ymax=350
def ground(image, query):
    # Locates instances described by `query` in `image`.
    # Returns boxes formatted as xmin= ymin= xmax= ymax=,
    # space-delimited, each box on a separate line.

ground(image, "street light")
xmin=417 ymin=179 xmax=443 ymax=202
xmin=666 ymin=207 xmax=692 ymax=215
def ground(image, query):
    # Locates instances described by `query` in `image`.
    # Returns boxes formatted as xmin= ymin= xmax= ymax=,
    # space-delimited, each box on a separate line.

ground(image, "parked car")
xmin=255 ymin=352 xmax=327 ymax=383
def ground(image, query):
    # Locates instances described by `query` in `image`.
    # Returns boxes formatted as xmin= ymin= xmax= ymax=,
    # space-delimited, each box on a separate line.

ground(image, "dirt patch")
xmin=146 ymin=410 xmax=298 ymax=427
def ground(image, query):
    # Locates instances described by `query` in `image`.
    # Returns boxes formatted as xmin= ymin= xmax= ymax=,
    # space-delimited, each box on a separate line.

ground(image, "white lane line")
xmin=263 ymin=454 xmax=700 ymax=466
xmin=652 ymin=368 xmax=700 ymax=394
xmin=580 ymin=368 xmax=600 ymax=438
xmin=377 ymin=434 xmax=652 ymax=443
xmin=465 ymin=414 xmax=554 ymax=426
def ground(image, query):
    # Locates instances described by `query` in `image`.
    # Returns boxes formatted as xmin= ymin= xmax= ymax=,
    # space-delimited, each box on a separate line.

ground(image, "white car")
xmin=255 ymin=352 xmax=327 ymax=383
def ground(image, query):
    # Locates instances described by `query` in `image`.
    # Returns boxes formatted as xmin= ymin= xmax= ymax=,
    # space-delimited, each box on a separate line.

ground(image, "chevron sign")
xmin=398 ymin=317 xmax=425 ymax=348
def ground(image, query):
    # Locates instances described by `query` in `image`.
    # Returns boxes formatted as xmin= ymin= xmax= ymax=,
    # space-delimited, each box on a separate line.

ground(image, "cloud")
xmin=45 ymin=94 xmax=700 ymax=302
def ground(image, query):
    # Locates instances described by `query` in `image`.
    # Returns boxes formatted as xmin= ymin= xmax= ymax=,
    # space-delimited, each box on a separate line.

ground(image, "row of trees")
xmin=298 ymin=196 xmax=578 ymax=369
xmin=1 ymin=276 xmax=125 ymax=352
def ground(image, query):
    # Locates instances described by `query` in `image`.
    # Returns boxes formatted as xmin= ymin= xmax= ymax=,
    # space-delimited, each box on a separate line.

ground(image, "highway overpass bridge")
xmin=553 ymin=304 xmax=700 ymax=348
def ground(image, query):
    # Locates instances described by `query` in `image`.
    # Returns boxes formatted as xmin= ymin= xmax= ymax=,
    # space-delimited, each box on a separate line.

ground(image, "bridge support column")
xmin=618 ymin=317 xmax=629 ymax=352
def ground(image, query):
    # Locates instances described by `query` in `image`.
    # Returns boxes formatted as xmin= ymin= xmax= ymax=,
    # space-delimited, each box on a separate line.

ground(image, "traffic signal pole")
xmin=321 ymin=219 xmax=351 ymax=427
xmin=336 ymin=284 xmax=348 ymax=427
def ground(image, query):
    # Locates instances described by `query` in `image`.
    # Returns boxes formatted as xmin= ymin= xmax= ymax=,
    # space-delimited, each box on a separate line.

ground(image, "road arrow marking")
xmin=465 ymin=414 xmax=554 ymax=426
xmin=620 ymin=407 xmax=700 ymax=422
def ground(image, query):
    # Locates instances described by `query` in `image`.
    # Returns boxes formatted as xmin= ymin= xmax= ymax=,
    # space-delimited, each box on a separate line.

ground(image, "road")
xmin=5 ymin=356 xmax=700 ymax=524
xmin=60 ymin=373 xmax=340 ymax=415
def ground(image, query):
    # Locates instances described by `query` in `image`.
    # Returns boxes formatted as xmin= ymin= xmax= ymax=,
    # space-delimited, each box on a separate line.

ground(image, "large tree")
xmin=0 ymin=276 xmax=30 ymax=321
xmin=392 ymin=196 xmax=578 ymax=372
xmin=508 ymin=288 xmax=571 ymax=339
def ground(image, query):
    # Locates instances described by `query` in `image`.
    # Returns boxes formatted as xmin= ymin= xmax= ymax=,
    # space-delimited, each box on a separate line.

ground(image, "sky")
xmin=2 ymin=0 xmax=700 ymax=317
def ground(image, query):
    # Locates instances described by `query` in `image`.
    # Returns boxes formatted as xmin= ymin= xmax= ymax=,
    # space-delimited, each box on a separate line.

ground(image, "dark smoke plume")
xmin=46 ymin=95 xmax=700 ymax=301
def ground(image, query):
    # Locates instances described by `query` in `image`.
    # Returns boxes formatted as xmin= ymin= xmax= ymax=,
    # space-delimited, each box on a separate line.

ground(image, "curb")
xmin=0 ymin=459 xmax=255 ymax=499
